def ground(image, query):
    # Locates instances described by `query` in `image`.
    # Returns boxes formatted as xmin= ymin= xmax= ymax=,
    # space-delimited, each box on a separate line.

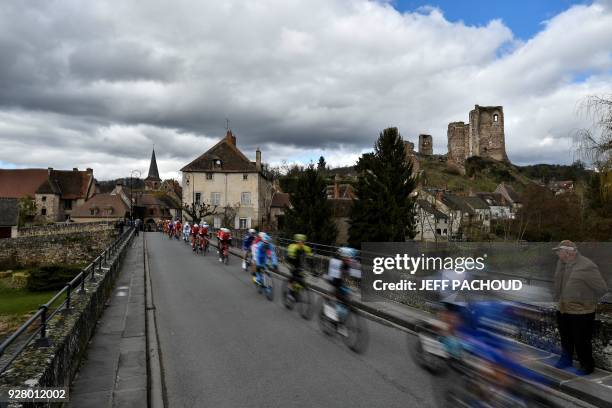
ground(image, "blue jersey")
xmin=242 ymin=234 xmax=256 ymax=250
xmin=254 ymin=241 xmax=277 ymax=268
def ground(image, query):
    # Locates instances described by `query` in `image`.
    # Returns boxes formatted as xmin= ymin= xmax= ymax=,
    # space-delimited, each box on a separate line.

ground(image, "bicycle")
xmin=218 ymin=241 xmax=230 ymax=264
xmin=282 ymin=274 xmax=313 ymax=320
xmin=318 ymin=292 xmax=367 ymax=353
xmin=254 ymin=264 xmax=274 ymax=301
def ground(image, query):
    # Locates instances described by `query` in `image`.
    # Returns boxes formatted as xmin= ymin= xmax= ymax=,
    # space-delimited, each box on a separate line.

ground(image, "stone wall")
xmin=17 ymin=222 xmax=112 ymax=238
xmin=0 ymin=230 xmax=116 ymax=270
xmin=0 ymin=231 xmax=134 ymax=406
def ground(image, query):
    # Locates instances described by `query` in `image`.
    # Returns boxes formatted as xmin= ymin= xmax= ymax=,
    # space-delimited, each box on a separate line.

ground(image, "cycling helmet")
xmin=261 ymin=233 xmax=271 ymax=243
xmin=338 ymin=247 xmax=357 ymax=259
xmin=202 ymin=222 xmax=209 ymax=227
xmin=220 ymin=227 xmax=230 ymax=233
xmin=248 ymin=228 xmax=256 ymax=234
xmin=294 ymin=234 xmax=307 ymax=242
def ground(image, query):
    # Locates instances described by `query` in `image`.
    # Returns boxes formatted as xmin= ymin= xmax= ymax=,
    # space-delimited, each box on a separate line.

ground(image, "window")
xmin=211 ymin=192 xmax=221 ymax=206
xmin=195 ymin=192 xmax=201 ymax=204
xmin=206 ymin=172 xmax=214 ymax=180
xmin=493 ymin=114 xmax=499 ymax=122
xmin=64 ymin=200 xmax=72 ymax=210
xmin=149 ymin=208 xmax=155 ymax=215
xmin=241 ymin=192 xmax=251 ymax=205
xmin=90 ymin=208 xmax=95 ymax=215
xmin=41 ymin=208 xmax=47 ymax=216
xmin=443 ymin=229 xmax=448 ymax=235
xmin=436 ymin=228 xmax=441 ymax=235
xmin=239 ymin=218 xmax=248 ymax=229
xmin=213 ymin=216 xmax=221 ymax=228
xmin=41 ymin=196 xmax=47 ymax=202
xmin=243 ymin=174 xmax=248 ymax=181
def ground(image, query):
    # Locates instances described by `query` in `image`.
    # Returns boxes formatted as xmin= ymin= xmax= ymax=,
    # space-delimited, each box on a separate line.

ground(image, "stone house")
xmin=180 ymin=130 xmax=274 ymax=229
xmin=269 ymin=192 xmax=290 ymax=232
xmin=0 ymin=168 xmax=96 ymax=222
xmin=0 ymin=198 xmax=19 ymax=238
xmin=548 ymin=180 xmax=574 ymax=195
xmin=476 ymin=192 xmax=513 ymax=220
xmin=494 ymin=183 xmax=522 ymax=216
xmin=463 ymin=196 xmax=492 ymax=231
xmin=71 ymin=192 xmax=130 ymax=223
xmin=414 ymin=199 xmax=449 ymax=241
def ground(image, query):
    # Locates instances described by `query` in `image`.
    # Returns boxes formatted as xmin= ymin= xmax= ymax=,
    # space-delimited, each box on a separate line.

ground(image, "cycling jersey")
xmin=287 ymin=243 xmax=312 ymax=270
xmin=254 ymin=240 xmax=277 ymax=268
xmin=191 ymin=225 xmax=199 ymax=235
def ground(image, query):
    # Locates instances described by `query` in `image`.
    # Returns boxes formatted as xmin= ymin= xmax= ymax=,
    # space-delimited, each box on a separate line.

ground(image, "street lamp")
xmin=186 ymin=173 xmax=196 ymax=222
xmin=130 ymin=169 xmax=141 ymax=224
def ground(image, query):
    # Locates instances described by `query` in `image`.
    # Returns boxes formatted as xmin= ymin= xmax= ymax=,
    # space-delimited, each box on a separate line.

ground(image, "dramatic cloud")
xmin=1 ymin=0 xmax=611 ymax=179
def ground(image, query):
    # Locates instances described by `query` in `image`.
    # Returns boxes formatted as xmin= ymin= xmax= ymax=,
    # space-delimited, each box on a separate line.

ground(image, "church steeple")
xmin=145 ymin=148 xmax=161 ymax=190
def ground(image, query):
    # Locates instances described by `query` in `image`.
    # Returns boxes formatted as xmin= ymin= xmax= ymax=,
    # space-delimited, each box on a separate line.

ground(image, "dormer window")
xmin=206 ymin=173 xmax=213 ymax=180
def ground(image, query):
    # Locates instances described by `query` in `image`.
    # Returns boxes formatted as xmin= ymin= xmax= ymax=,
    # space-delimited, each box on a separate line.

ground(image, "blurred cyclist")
xmin=217 ymin=227 xmax=232 ymax=262
xmin=242 ymin=228 xmax=258 ymax=270
xmin=286 ymin=234 xmax=312 ymax=301
xmin=182 ymin=221 xmax=190 ymax=243
xmin=253 ymin=233 xmax=278 ymax=285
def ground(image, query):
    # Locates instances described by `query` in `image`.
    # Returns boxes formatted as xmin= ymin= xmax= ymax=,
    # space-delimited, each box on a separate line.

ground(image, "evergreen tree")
xmin=317 ymin=156 xmax=327 ymax=173
xmin=284 ymin=164 xmax=337 ymax=245
xmin=348 ymin=127 xmax=416 ymax=247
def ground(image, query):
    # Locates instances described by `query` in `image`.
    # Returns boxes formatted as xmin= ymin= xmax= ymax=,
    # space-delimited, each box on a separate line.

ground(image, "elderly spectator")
xmin=553 ymin=240 xmax=608 ymax=375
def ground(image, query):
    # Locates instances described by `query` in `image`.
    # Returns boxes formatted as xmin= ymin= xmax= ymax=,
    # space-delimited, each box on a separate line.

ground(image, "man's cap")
xmin=552 ymin=240 xmax=577 ymax=251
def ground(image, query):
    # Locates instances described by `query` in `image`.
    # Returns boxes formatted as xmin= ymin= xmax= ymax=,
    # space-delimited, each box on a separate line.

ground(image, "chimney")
xmin=73 ymin=167 xmax=78 ymax=171
xmin=48 ymin=167 xmax=53 ymax=175
xmin=256 ymin=148 xmax=261 ymax=171
xmin=226 ymin=130 xmax=236 ymax=146
xmin=86 ymin=168 xmax=93 ymax=174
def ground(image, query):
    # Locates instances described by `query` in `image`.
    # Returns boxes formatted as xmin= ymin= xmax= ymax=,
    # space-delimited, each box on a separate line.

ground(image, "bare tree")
xmin=221 ymin=203 xmax=240 ymax=228
xmin=183 ymin=202 xmax=218 ymax=224
xmin=575 ymin=95 xmax=612 ymax=170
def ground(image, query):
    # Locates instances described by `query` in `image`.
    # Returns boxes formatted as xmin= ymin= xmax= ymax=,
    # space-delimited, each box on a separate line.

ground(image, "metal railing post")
xmin=35 ymin=305 xmax=51 ymax=347
xmin=80 ymin=269 xmax=86 ymax=294
xmin=65 ymin=285 xmax=71 ymax=310
xmin=91 ymin=259 xmax=98 ymax=282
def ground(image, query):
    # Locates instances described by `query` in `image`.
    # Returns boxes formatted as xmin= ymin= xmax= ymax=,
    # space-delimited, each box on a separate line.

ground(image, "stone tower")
xmin=404 ymin=140 xmax=419 ymax=174
xmin=418 ymin=134 xmax=433 ymax=155
xmin=447 ymin=105 xmax=508 ymax=168
xmin=468 ymin=105 xmax=507 ymax=162
xmin=144 ymin=148 xmax=161 ymax=191
xmin=447 ymin=122 xmax=468 ymax=167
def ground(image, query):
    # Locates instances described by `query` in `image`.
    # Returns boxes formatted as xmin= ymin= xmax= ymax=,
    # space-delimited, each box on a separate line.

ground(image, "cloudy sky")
xmin=1 ymin=0 xmax=611 ymax=180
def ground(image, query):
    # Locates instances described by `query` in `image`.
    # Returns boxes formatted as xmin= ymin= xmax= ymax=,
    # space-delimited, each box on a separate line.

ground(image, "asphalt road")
xmin=146 ymin=233 xmax=589 ymax=408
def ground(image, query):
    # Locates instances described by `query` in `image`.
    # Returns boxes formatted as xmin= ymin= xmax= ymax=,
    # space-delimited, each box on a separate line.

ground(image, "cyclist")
xmin=253 ymin=232 xmax=278 ymax=285
xmin=190 ymin=222 xmax=200 ymax=251
xmin=286 ymin=234 xmax=312 ymax=301
xmin=326 ymin=247 xmax=359 ymax=326
xmin=168 ymin=220 xmax=175 ymax=239
xmin=182 ymin=221 xmax=190 ymax=243
xmin=199 ymin=222 xmax=210 ymax=252
xmin=174 ymin=219 xmax=182 ymax=240
xmin=242 ymin=229 xmax=258 ymax=270
xmin=217 ymin=227 xmax=232 ymax=262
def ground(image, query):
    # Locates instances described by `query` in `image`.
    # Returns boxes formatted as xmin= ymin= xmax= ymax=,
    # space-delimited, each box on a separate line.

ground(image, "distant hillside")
xmin=326 ymin=157 xmax=591 ymax=195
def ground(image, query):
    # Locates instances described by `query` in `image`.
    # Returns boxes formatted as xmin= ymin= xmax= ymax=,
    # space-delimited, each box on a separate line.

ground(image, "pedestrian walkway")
xmin=69 ymin=235 xmax=146 ymax=408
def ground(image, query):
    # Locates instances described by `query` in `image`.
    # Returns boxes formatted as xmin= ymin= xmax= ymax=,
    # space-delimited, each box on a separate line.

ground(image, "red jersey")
xmin=191 ymin=225 xmax=200 ymax=235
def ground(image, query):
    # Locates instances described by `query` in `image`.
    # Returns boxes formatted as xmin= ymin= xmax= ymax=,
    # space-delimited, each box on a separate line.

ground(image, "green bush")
xmin=26 ymin=265 xmax=84 ymax=292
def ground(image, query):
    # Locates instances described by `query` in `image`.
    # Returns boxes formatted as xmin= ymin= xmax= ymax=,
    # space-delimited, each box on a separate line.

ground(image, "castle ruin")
xmin=418 ymin=134 xmax=433 ymax=155
xmin=447 ymin=105 xmax=508 ymax=168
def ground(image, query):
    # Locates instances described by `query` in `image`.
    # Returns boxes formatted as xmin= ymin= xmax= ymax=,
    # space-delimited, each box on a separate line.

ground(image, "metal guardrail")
xmin=0 ymin=227 xmax=135 ymax=375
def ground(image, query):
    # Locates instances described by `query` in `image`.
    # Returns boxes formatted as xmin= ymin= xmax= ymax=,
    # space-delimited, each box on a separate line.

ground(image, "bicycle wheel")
xmin=297 ymin=288 xmax=313 ymax=320
xmin=281 ymin=281 xmax=294 ymax=310
xmin=343 ymin=310 xmax=367 ymax=353
xmin=264 ymin=272 xmax=274 ymax=301
xmin=318 ymin=300 xmax=335 ymax=336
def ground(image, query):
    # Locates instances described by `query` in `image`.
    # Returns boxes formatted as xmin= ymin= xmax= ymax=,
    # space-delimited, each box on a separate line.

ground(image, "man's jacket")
xmin=553 ymin=253 xmax=608 ymax=314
